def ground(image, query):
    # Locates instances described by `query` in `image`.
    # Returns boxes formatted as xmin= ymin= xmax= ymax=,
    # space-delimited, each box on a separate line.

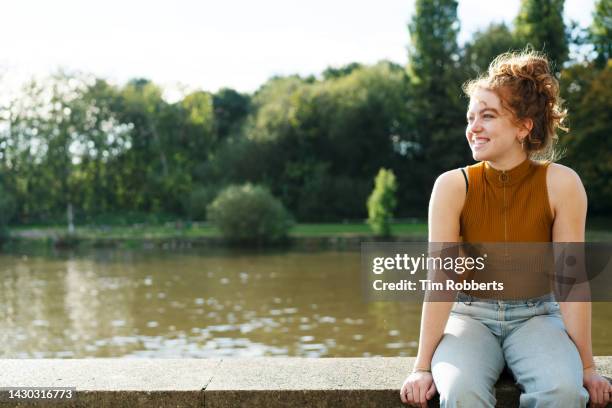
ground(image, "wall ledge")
xmin=0 ymin=357 xmax=610 ymax=407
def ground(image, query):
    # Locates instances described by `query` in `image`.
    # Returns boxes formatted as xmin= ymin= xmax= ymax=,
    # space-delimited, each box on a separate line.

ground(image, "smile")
xmin=472 ymin=137 xmax=490 ymax=148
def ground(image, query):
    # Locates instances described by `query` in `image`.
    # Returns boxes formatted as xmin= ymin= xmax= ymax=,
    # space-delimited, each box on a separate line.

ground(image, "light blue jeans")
xmin=431 ymin=292 xmax=589 ymax=408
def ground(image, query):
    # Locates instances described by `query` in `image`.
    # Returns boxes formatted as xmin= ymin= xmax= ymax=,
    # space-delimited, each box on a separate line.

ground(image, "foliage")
xmin=406 ymin=0 xmax=469 ymax=207
xmin=0 ymin=183 xmax=16 ymax=238
xmin=206 ymin=184 xmax=293 ymax=244
xmin=367 ymin=168 xmax=398 ymax=237
xmin=462 ymin=23 xmax=522 ymax=76
xmin=0 ymin=1 xmax=610 ymax=229
xmin=559 ymin=61 xmax=612 ymax=213
xmin=186 ymin=184 xmax=220 ymax=221
xmin=590 ymin=0 xmax=612 ymax=67
xmin=514 ymin=0 xmax=568 ymax=70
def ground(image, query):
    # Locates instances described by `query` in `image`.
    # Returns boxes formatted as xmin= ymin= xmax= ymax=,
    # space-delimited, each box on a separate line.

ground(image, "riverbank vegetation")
xmin=0 ymin=0 xmax=609 ymax=241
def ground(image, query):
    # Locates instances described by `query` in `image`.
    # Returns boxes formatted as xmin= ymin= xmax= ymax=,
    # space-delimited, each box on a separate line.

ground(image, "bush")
xmin=367 ymin=168 xmax=397 ymax=237
xmin=186 ymin=185 xmax=220 ymax=221
xmin=207 ymin=183 xmax=293 ymax=244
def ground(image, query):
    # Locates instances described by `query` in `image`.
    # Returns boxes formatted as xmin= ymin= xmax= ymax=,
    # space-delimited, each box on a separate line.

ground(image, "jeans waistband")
xmin=456 ymin=291 xmax=556 ymax=305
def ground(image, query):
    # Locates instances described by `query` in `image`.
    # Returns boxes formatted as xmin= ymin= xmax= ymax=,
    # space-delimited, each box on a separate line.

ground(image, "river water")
xmin=1 ymin=248 xmax=611 ymax=358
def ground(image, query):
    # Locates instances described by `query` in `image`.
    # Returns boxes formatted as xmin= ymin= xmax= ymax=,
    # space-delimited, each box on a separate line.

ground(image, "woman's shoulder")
xmin=545 ymin=162 xmax=587 ymax=213
xmin=546 ymin=162 xmax=584 ymax=190
xmin=434 ymin=168 xmax=468 ymax=193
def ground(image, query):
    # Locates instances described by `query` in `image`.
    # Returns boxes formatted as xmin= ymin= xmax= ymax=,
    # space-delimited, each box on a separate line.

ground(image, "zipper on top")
xmin=500 ymin=170 xmax=509 ymax=258
xmin=500 ymin=170 xmax=508 ymax=242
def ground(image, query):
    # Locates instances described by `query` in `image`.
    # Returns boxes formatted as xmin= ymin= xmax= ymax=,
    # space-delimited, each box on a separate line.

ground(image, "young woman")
xmin=400 ymin=51 xmax=612 ymax=407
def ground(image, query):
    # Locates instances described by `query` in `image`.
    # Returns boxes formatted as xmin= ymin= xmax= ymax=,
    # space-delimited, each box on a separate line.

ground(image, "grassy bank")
xmin=5 ymin=219 xmax=612 ymax=248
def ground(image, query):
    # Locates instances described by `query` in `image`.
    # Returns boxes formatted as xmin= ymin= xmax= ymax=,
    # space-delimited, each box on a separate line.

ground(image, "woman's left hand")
xmin=583 ymin=367 xmax=612 ymax=408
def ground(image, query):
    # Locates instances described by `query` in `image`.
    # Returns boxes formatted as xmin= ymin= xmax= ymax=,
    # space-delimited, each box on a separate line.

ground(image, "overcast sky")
xmin=0 ymin=0 xmax=595 ymax=99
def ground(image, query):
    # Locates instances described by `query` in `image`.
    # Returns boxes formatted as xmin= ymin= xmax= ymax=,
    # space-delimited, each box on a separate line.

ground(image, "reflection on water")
xmin=0 ymin=248 xmax=610 ymax=358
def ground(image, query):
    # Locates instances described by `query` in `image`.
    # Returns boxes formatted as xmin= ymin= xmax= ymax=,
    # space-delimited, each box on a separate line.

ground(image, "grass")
xmin=8 ymin=219 xmax=612 ymax=241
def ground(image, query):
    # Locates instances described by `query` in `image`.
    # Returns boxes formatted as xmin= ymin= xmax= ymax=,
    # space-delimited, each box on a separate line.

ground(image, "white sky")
xmin=0 ymin=0 xmax=595 ymax=99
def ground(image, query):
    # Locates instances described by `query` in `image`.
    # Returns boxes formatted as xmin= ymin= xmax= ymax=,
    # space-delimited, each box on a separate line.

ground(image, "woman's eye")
xmin=484 ymin=114 xmax=494 ymax=119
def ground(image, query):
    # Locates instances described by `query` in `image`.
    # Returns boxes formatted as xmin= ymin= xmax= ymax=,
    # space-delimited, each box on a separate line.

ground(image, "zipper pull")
xmin=499 ymin=170 xmax=509 ymax=183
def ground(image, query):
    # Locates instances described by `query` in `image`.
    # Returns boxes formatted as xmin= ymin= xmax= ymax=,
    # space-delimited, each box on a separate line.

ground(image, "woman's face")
xmin=465 ymin=87 xmax=528 ymax=162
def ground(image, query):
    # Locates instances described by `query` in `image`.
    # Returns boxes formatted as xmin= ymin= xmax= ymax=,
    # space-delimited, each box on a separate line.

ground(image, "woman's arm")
xmin=401 ymin=170 xmax=466 ymax=407
xmin=548 ymin=164 xmax=592 ymax=367
xmin=548 ymin=164 xmax=611 ymax=406
xmin=414 ymin=170 xmax=465 ymax=368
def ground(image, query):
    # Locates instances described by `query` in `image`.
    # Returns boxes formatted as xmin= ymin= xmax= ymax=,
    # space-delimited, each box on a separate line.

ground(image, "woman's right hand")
xmin=399 ymin=371 xmax=437 ymax=407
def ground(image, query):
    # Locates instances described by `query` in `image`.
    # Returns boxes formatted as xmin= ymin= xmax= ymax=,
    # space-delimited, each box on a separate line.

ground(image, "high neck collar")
xmin=484 ymin=158 xmax=532 ymax=187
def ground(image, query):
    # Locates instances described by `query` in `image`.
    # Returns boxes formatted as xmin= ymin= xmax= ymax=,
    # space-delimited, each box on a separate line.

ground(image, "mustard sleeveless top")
xmin=460 ymin=158 xmax=554 ymax=242
xmin=458 ymin=159 xmax=555 ymax=299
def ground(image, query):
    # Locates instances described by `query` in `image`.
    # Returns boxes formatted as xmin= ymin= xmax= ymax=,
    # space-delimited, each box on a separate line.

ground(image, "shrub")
xmin=187 ymin=185 xmax=220 ymax=221
xmin=367 ymin=168 xmax=397 ymax=237
xmin=207 ymin=183 xmax=293 ymax=244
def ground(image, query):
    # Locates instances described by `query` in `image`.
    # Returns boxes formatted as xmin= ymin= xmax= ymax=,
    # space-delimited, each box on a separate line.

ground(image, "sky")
xmin=0 ymin=0 xmax=595 ymax=100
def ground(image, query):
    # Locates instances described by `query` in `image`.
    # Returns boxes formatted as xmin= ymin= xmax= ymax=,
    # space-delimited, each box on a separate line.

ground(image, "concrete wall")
xmin=0 ymin=357 xmax=610 ymax=407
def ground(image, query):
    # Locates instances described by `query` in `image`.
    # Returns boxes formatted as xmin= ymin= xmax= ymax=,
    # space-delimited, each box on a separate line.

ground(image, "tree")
xmin=590 ymin=0 xmax=612 ymax=67
xmin=367 ymin=168 xmax=398 ymax=237
xmin=212 ymin=88 xmax=251 ymax=139
xmin=0 ymin=183 xmax=16 ymax=239
xmin=322 ymin=62 xmax=363 ymax=80
xmin=233 ymin=63 xmax=410 ymax=221
xmin=559 ymin=61 xmax=612 ymax=214
xmin=462 ymin=23 xmax=522 ymax=77
xmin=514 ymin=0 xmax=569 ymax=70
xmin=406 ymin=0 xmax=469 ymax=204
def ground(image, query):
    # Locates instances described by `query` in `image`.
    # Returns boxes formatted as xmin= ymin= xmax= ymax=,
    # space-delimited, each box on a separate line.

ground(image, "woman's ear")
xmin=518 ymin=118 xmax=533 ymax=139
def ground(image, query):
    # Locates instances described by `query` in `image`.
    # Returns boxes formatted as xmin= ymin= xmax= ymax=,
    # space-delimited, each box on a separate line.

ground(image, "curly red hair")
xmin=463 ymin=50 xmax=567 ymax=161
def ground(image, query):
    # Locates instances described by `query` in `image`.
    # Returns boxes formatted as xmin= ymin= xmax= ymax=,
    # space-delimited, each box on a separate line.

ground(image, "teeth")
xmin=474 ymin=139 xmax=489 ymax=145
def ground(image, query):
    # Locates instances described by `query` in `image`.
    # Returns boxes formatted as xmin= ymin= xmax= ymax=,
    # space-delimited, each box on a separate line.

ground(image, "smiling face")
xmin=466 ymin=87 xmax=530 ymax=164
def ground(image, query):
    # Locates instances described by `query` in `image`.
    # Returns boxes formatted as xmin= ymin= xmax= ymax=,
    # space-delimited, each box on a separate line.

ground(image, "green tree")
xmin=322 ymin=62 xmax=363 ymax=80
xmin=212 ymin=88 xmax=251 ymax=139
xmin=462 ymin=23 xmax=521 ymax=76
xmin=590 ymin=0 xmax=612 ymax=67
xmin=514 ymin=0 xmax=569 ymax=70
xmin=232 ymin=63 xmax=410 ymax=221
xmin=406 ymin=0 xmax=468 ymax=203
xmin=367 ymin=168 xmax=398 ymax=237
xmin=0 ymin=183 xmax=16 ymax=239
xmin=559 ymin=61 xmax=612 ymax=214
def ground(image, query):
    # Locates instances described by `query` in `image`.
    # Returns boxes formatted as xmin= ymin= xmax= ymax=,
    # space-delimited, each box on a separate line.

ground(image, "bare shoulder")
xmin=546 ymin=162 xmax=587 ymax=217
xmin=546 ymin=162 xmax=586 ymax=195
xmin=429 ymin=169 xmax=466 ymax=241
xmin=430 ymin=169 xmax=467 ymax=212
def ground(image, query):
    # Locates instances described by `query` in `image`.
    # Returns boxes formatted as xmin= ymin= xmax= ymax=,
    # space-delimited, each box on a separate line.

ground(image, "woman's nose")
xmin=468 ymin=119 xmax=483 ymax=134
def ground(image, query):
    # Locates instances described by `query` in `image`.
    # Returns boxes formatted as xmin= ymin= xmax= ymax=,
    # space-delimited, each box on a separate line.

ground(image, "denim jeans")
xmin=431 ymin=292 xmax=589 ymax=408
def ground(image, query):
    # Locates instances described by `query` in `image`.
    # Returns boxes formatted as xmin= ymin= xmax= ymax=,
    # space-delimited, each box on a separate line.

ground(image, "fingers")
xmin=411 ymin=382 xmax=419 ymax=406
xmin=399 ymin=381 xmax=410 ymax=405
xmin=588 ymin=377 xmax=612 ymax=408
xmin=588 ymin=386 xmax=600 ymax=407
xmin=399 ymin=383 xmax=407 ymax=404
xmin=399 ymin=374 xmax=436 ymax=407
xmin=596 ymin=386 xmax=603 ymax=407
xmin=426 ymin=381 xmax=437 ymax=400
xmin=399 ymin=380 xmax=416 ymax=406
xmin=418 ymin=382 xmax=427 ymax=408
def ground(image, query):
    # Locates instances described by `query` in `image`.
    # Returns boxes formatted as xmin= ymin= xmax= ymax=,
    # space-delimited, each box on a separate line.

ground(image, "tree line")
xmin=0 ymin=0 xmax=609 ymax=228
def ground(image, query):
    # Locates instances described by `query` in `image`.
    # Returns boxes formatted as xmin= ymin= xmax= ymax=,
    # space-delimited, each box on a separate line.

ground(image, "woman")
xmin=400 ymin=51 xmax=612 ymax=407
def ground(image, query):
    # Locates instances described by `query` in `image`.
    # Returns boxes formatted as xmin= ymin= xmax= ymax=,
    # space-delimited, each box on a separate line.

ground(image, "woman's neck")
xmin=486 ymin=152 xmax=528 ymax=171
